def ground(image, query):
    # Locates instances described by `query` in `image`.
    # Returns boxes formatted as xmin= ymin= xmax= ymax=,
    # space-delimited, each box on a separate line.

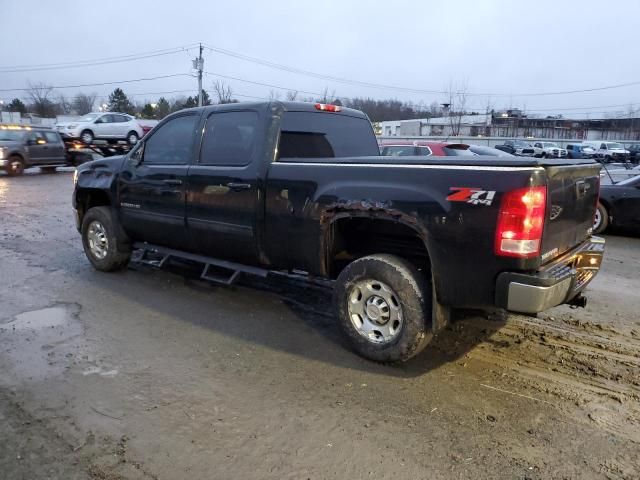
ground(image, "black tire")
xmin=81 ymin=206 xmax=131 ymax=272
xmin=80 ymin=130 xmax=94 ymax=145
xmin=6 ymin=155 xmax=25 ymax=176
xmin=334 ymin=254 xmax=432 ymax=363
xmin=127 ymin=131 xmax=139 ymax=145
xmin=593 ymin=202 xmax=609 ymax=234
xmin=541 ymin=152 xmax=547 ymax=158
xmin=40 ymin=167 xmax=57 ymax=174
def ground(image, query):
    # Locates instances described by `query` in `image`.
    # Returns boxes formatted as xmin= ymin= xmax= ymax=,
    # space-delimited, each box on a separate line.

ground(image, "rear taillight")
xmin=315 ymin=103 xmax=341 ymax=112
xmin=495 ymin=186 xmax=547 ymax=258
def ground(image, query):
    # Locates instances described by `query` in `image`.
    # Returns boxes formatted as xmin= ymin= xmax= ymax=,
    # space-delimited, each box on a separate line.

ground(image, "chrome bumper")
xmin=495 ymin=236 xmax=605 ymax=314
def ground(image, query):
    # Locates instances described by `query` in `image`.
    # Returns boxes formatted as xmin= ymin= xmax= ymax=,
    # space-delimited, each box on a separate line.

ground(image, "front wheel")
xmin=81 ymin=206 xmax=131 ymax=272
xmin=593 ymin=202 xmax=609 ymax=234
xmin=80 ymin=130 xmax=94 ymax=145
xmin=334 ymin=254 xmax=432 ymax=363
xmin=6 ymin=155 xmax=25 ymax=176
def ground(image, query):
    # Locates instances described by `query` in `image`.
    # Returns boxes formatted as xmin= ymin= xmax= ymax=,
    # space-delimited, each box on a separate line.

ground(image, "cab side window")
xmin=43 ymin=131 xmax=61 ymax=144
xmin=200 ymin=111 xmax=258 ymax=166
xmin=27 ymin=131 xmax=46 ymax=144
xmin=143 ymin=115 xmax=198 ymax=164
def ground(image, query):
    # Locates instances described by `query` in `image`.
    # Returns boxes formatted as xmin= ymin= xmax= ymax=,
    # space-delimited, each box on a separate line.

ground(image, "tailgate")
xmin=540 ymin=163 xmax=601 ymax=261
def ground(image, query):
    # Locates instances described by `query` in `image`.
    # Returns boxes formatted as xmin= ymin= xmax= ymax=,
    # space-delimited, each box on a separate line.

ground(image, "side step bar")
xmin=132 ymin=242 xmax=268 ymax=286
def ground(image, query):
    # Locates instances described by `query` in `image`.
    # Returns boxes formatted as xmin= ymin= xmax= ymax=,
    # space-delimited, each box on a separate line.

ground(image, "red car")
xmin=379 ymin=140 xmax=472 ymax=156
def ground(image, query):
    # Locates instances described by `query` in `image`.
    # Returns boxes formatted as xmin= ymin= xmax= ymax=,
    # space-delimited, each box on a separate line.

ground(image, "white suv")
xmin=56 ymin=112 xmax=144 ymax=145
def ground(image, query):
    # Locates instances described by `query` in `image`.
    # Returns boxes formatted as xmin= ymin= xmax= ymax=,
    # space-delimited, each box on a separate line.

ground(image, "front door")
xmin=25 ymin=131 xmax=48 ymax=165
xmin=187 ymin=110 xmax=261 ymax=265
xmin=118 ymin=113 xmax=200 ymax=249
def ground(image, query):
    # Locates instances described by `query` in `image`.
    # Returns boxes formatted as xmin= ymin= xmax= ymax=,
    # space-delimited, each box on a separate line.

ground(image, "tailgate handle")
xmin=575 ymin=180 xmax=587 ymax=199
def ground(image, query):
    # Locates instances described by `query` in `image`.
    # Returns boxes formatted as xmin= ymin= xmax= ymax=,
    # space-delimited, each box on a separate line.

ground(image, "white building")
xmin=380 ymin=114 xmax=491 ymax=137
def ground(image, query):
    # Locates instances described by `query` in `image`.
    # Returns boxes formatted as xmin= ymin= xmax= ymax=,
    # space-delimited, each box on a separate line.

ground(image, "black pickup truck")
xmin=73 ymin=101 xmax=605 ymax=362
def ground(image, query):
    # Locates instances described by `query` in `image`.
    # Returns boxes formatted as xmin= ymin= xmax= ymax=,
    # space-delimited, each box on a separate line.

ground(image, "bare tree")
xmin=212 ymin=80 xmax=235 ymax=104
xmin=57 ymin=94 xmax=72 ymax=115
xmin=317 ymin=86 xmax=336 ymax=104
xmin=26 ymin=82 xmax=57 ymax=117
xmin=268 ymin=89 xmax=281 ymax=100
xmin=72 ymin=93 xmax=97 ymax=115
xmin=285 ymin=90 xmax=298 ymax=101
xmin=445 ymin=79 xmax=469 ymax=136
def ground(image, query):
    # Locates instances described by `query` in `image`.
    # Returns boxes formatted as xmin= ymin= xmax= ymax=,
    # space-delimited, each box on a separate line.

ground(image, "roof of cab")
xmin=181 ymin=101 xmax=369 ymax=119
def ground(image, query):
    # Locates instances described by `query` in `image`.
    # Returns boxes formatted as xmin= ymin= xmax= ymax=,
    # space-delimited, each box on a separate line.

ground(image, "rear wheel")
xmin=81 ymin=206 xmax=131 ymax=272
xmin=593 ymin=202 xmax=609 ymax=234
xmin=127 ymin=131 xmax=139 ymax=145
xmin=334 ymin=254 xmax=432 ymax=363
xmin=6 ymin=155 xmax=25 ymax=176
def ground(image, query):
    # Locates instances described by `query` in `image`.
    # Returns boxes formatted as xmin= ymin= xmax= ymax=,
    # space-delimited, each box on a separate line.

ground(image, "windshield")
xmin=607 ymin=143 xmax=624 ymax=149
xmin=581 ymin=146 xmax=594 ymax=151
xmin=616 ymin=174 xmax=640 ymax=186
xmin=543 ymin=142 xmax=558 ymax=148
xmin=0 ymin=130 xmax=26 ymax=141
xmin=78 ymin=113 xmax=101 ymax=122
xmin=514 ymin=140 xmax=531 ymax=147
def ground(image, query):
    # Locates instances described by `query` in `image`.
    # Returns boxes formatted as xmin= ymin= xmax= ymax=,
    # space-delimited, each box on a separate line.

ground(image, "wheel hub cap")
xmin=87 ymin=221 xmax=108 ymax=260
xmin=348 ymin=280 xmax=403 ymax=344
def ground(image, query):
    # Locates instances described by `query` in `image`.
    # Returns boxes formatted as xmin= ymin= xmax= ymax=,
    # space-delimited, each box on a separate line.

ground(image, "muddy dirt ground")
xmin=1 ymin=170 xmax=639 ymax=479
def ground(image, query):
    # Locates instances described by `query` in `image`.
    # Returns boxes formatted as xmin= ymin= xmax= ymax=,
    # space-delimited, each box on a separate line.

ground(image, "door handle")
xmin=226 ymin=182 xmax=251 ymax=191
xmin=163 ymin=179 xmax=183 ymax=186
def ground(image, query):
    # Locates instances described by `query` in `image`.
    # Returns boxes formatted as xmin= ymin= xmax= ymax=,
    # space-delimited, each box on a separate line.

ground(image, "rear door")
xmin=118 ymin=112 xmax=200 ymax=249
xmin=42 ymin=131 xmax=66 ymax=163
xmin=186 ymin=109 xmax=262 ymax=265
xmin=539 ymin=162 xmax=602 ymax=261
xmin=111 ymin=114 xmax=130 ymax=137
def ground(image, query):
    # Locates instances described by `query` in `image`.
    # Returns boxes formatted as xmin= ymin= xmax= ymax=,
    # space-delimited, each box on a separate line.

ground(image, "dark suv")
xmin=0 ymin=126 xmax=68 ymax=176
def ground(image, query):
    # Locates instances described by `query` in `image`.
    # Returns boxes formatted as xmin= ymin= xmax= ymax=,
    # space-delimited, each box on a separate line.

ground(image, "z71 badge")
xmin=446 ymin=187 xmax=496 ymax=206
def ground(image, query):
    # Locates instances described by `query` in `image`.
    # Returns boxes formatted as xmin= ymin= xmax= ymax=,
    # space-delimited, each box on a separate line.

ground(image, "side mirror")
xmin=130 ymin=142 xmax=144 ymax=164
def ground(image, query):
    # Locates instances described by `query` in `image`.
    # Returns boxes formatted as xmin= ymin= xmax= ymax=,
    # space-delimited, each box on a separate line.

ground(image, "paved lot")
xmin=1 ymin=170 xmax=639 ymax=479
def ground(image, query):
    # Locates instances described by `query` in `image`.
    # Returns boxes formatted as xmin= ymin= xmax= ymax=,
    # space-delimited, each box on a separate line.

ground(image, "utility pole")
xmin=193 ymin=43 xmax=204 ymax=107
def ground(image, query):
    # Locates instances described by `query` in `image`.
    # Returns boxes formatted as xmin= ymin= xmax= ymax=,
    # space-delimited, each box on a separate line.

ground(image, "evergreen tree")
xmin=7 ymin=98 xmax=27 ymax=114
xmin=107 ymin=88 xmax=134 ymax=114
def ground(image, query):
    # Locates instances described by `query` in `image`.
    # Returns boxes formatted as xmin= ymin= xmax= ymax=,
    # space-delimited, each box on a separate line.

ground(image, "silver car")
xmin=56 ymin=112 xmax=144 ymax=145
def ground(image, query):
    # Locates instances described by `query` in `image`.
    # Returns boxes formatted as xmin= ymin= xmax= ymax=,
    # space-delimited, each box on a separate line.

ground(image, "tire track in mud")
xmin=439 ymin=312 xmax=640 ymax=444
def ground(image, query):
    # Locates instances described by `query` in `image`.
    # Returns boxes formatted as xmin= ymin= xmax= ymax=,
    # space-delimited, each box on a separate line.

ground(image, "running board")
xmin=132 ymin=242 xmax=268 ymax=286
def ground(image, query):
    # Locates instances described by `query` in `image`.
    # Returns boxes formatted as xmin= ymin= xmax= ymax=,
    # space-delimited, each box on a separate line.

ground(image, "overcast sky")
xmin=2 ymin=0 xmax=639 ymax=118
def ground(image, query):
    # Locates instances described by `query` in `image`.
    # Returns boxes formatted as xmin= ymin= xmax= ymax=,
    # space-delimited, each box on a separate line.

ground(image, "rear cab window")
xmin=277 ymin=111 xmax=379 ymax=160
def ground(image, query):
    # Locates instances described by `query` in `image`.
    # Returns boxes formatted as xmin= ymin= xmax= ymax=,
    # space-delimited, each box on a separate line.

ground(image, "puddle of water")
xmin=2 ymin=307 xmax=71 ymax=331
xmin=0 ymin=305 xmax=81 ymax=382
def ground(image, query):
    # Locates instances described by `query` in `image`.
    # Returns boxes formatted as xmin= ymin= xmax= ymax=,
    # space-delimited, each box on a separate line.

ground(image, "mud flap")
xmin=431 ymin=281 xmax=450 ymax=333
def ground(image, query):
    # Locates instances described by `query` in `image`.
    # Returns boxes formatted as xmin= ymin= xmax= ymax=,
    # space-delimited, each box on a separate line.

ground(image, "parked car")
xmin=625 ymin=143 xmax=640 ymax=164
xmin=56 ymin=112 xmax=144 ymax=145
xmin=494 ymin=139 xmax=535 ymax=156
xmin=594 ymin=174 xmax=640 ymax=234
xmin=0 ymin=125 xmax=69 ymax=176
xmin=379 ymin=140 xmax=474 ymax=156
xmin=467 ymin=145 xmax=515 ymax=157
xmin=566 ymin=144 xmax=596 ymax=159
xmin=582 ymin=141 xmax=629 ymax=163
xmin=532 ymin=141 xmax=568 ymax=158
xmin=73 ymin=101 xmax=604 ymax=363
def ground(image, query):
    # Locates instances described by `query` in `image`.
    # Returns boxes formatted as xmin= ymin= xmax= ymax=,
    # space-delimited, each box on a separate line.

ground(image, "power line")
xmin=0 ymin=74 xmax=194 ymax=92
xmin=0 ymin=44 xmax=200 ymax=73
xmin=203 ymin=42 xmax=640 ymax=98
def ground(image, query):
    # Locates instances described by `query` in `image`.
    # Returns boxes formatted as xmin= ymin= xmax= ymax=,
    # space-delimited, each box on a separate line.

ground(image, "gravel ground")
xmin=1 ymin=169 xmax=639 ymax=480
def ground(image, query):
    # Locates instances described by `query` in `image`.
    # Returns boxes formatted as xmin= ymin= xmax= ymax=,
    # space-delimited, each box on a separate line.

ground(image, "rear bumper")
xmin=495 ymin=236 xmax=605 ymax=313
